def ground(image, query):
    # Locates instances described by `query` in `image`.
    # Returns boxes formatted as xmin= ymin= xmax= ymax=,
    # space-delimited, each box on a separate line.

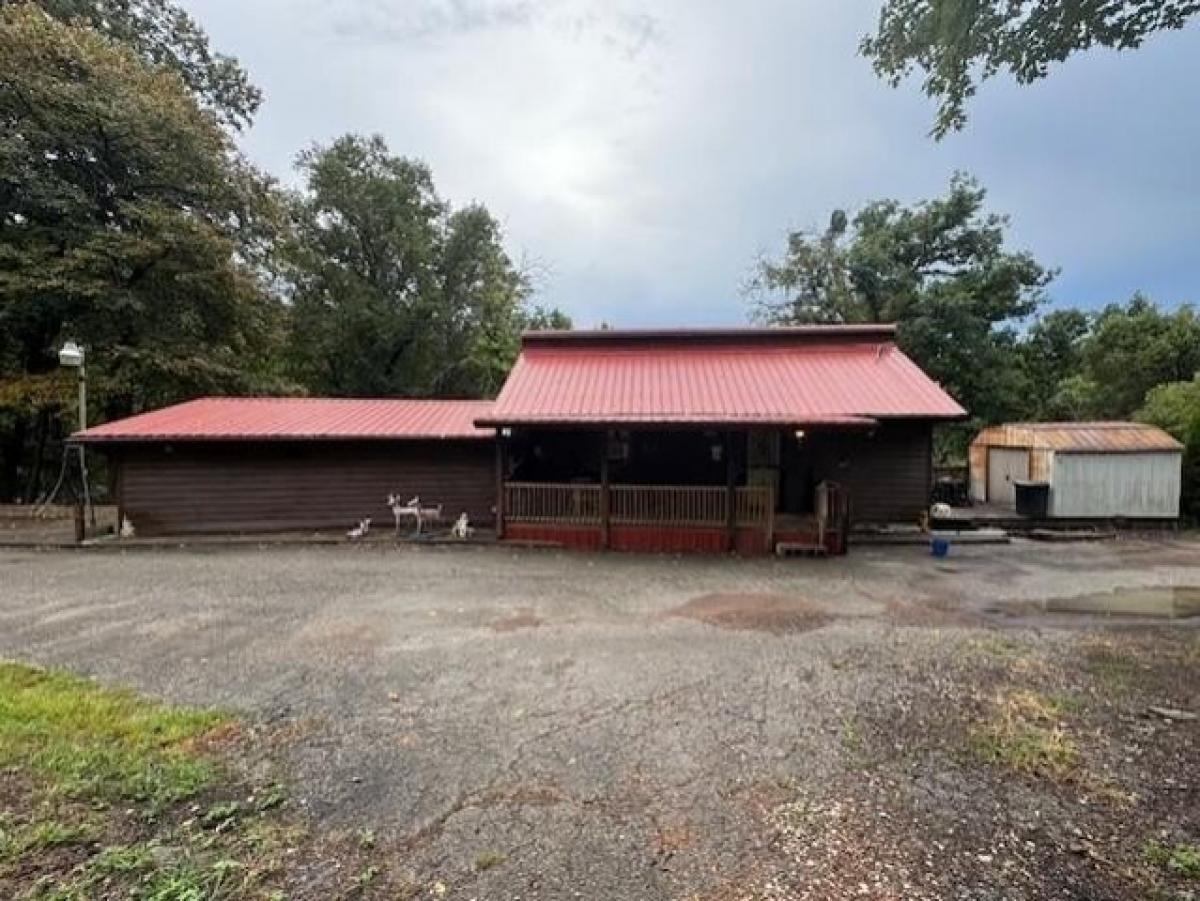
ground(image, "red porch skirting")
xmin=504 ymin=522 xmax=771 ymax=555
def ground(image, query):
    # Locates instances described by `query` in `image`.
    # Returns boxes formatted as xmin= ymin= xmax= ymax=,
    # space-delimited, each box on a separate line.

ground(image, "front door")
xmin=987 ymin=447 xmax=1030 ymax=507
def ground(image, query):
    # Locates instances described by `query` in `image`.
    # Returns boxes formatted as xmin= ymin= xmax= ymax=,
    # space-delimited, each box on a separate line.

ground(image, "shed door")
xmin=987 ymin=448 xmax=1029 ymax=507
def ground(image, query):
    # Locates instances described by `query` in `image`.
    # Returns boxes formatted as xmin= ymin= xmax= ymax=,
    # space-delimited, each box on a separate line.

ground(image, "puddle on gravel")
xmin=669 ymin=593 xmax=831 ymax=635
xmin=991 ymin=586 xmax=1200 ymax=622
xmin=1045 ymin=586 xmax=1200 ymax=619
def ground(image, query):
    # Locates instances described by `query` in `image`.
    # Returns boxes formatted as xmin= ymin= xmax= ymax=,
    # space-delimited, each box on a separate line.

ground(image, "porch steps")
xmin=775 ymin=540 xmax=828 ymax=557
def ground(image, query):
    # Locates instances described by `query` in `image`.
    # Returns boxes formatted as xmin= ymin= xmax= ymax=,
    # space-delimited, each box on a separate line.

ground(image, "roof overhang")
xmin=73 ymin=432 xmax=493 ymax=445
xmin=474 ymin=415 xmax=882 ymax=430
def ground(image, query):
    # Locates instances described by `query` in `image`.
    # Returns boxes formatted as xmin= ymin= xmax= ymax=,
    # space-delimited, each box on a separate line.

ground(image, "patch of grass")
xmin=0 ymin=662 xmax=296 ymax=899
xmin=1047 ymin=692 xmax=1087 ymax=715
xmin=839 ymin=714 xmax=863 ymax=756
xmin=0 ymin=662 xmax=227 ymax=808
xmin=201 ymin=800 xmax=242 ymax=829
xmin=141 ymin=863 xmax=212 ymax=900
xmin=87 ymin=842 xmax=156 ymax=875
xmin=0 ymin=661 xmax=405 ymax=899
xmin=1145 ymin=840 xmax=1200 ymax=879
xmin=968 ymin=690 xmax=1080 ymax=779
xmin=474 ymin=849 xmax=505 ymax=871
xmin=968 ymin=635 xmax=1026 ymax=659
xmin=1082 ymin=641 xmax=1142 ymax=692
xmin=0 ymin=818 xmax=98 ymax=861
xmin=353 ymin=863 xmax=381 ymax=891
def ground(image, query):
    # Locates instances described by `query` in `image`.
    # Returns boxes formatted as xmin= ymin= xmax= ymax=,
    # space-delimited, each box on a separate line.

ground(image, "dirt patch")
xmin=668 ymin=593 xmax=831 ymax=635
xmin=884 ymin=596 xmax=979 ymax=627
xmin=732 ymin=629 xmax=1200 ymax=901
xmin=490 ymin=609 xmax=544 ymax=632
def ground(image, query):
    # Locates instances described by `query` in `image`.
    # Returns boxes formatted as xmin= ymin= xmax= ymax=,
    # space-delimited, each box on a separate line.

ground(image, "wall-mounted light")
xmin=794 ymin=429 xmax=806 ymax=442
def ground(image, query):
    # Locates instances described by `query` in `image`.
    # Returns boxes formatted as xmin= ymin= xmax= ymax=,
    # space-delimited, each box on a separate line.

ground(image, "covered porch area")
xmin=494 ymin=427 xmax=852 ymax=555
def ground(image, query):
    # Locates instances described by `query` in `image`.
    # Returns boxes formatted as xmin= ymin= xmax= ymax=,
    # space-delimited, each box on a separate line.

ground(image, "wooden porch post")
xmin=495 ymin=430 xmax=506 ymax=540
xmin=600 ymin=430 xmax=611 ymax=549
xmin=725 ymin=431 xmax=736 ymax=552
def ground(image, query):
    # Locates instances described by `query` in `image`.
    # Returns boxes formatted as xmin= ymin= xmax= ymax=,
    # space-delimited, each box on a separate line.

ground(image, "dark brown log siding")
xmin=831 ymin=421 xmax=933 ymax=523
xmin=107 ymin=440 xmax=495 ymax=535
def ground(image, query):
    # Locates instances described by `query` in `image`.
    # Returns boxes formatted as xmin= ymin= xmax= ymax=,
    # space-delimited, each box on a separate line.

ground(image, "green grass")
xmin=1144 ymin=840 xmax=1200 ymax=879
xmin=0 ymin=661 xmax=401 ymax=900
xmin=0 ymin=662 xmax=293 ymax=899
xmin=968 ymin=690 xmax=1081 ymax=778
xmin=0 ymin=662 xmax=227 ymax=808
xmin=1082 ymin=644 xmax=1142 ymax=693
xmin=474 ymin=849 xmax=505 ymax=871
xmin=0 ymin=818 xmax=98 ymax=862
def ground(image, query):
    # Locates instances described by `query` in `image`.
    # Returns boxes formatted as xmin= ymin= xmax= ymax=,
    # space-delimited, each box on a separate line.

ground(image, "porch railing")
xmin=611 ymin=484 xmax=726 ymax=526
xmin=735 ymin=484 xmax=774 ymax=528
xmin=504 ymin=482 xmax=773 ymax=529
xmin=505 ymin=482 xmax=601 ymax=524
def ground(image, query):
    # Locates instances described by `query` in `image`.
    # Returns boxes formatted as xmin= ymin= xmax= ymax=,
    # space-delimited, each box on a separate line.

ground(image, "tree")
xmin=1138 ymin=375 xmax=1200 ymax=519
xmin=751 ymin=174 xmax=1053 ymax=426
xmin=7 ymin=0 xmax=261 ymax=129
xmin=1077 ymin=295 xmax=1200 ymax=417
xmin=285 ymin=134 xmax=567 ymax=399
xmin=862 ymin=1 xmax=1200 ymax=138
xmin=1020 ymin=308 xmax=1090 ymax=418
xmin=0 ymin=6 xmax=287 ymax=499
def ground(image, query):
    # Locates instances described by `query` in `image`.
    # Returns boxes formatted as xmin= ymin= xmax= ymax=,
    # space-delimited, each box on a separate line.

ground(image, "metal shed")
xmin=969 ymin=422 xmax=1183 ymax=519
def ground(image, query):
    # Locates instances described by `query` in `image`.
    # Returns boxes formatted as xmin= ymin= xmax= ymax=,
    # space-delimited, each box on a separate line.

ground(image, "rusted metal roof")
xmin=972 ymin=421 xmax=1184 ymax=453
xmin=75 ymin=397 xmax=494 ymax=443
xmin=477 ymin=326 xmax=966 ymax=427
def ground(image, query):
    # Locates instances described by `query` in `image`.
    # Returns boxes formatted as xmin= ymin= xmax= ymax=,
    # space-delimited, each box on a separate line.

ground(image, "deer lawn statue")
xmin=347 ymin=517 xmax=371 ymax=540
xmin=388 ymin=494 xmax=421 ymax=535
xmin=387 ymin=494 xmax=443 ymax=535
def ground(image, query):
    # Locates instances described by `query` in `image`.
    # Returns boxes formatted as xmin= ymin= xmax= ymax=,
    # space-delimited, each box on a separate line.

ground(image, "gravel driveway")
xmin=1 ymin=538 xmax=1198 ymax=899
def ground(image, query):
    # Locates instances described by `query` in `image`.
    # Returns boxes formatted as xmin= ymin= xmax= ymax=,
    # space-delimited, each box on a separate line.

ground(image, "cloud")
xmin=188 ymin=0 xmax=1200 ymax=327
xmin=326 ymin=0 xmax=663 ymax=59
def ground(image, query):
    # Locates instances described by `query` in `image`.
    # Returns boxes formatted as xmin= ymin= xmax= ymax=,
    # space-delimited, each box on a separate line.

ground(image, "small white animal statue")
xmin=387 ymin=494 xmax=422 ymax=535
xmin=450 ymin=512 xmax=473 ymax=540
xmin=930 ymin=502 xmax=953 ymax=520
xmin=346 ymin=517 xmax=371 ymax=540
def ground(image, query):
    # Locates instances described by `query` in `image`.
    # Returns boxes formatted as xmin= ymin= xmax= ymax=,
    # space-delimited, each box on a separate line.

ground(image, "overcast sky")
xmin=184 ymin=0 xmax=1199 ymax=327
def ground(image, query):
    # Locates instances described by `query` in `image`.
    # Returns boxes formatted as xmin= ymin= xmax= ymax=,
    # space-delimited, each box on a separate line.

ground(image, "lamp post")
xmin=57 ymin=341 xmax=92 ymax=529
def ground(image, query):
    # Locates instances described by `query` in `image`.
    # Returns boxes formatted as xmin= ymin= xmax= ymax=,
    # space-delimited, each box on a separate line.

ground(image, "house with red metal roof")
xmin=77 ymin=398 xmax=496 ymax=535
xmin=77 ymin=324 xmax=966 ymax=549
xmin=478 ymin=324 xmax=965 ymax=554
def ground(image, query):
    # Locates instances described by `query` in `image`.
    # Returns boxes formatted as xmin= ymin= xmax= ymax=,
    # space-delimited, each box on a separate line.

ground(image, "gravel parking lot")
xmin=1 ymin=537 xmax=1198 ymax=899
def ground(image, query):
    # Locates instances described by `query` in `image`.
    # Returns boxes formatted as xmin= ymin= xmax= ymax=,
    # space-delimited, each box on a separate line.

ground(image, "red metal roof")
xmin=478 ymin=326 xmax=966 ymax=427
xmin=75 ymin=397 xmax=494 ymax=443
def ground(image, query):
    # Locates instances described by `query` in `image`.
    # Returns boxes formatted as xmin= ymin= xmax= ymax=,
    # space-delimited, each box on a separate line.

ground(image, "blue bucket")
xmin=931 ymin=537 xmax=950 ymax=558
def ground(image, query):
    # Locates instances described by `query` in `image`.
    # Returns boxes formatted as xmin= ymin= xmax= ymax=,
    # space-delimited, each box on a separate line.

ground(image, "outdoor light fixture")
xmin=58 ymin=340 xmax=84 ymax=368
xmin=794 ymin=429 xmax=806 ymax=441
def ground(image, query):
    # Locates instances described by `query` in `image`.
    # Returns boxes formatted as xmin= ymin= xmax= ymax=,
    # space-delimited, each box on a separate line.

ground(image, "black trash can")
xmin=1013 ymin=480 xmax=1050 ymax=518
